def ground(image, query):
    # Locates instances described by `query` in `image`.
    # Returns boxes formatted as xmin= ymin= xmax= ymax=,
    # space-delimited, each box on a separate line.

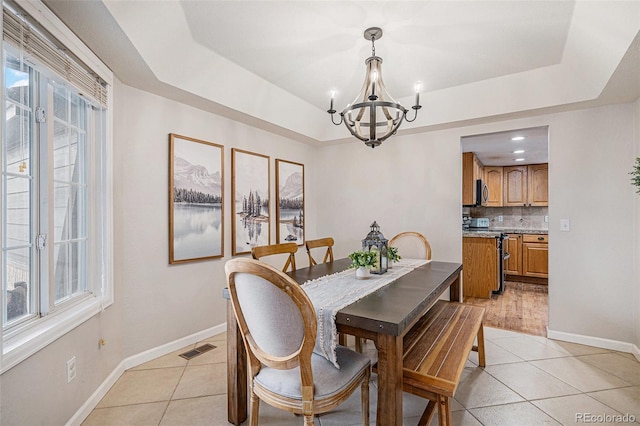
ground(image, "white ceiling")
xmin=42 ymin=0 xmax=640 ymax=152
xmin=462 ymin=126 xmax=549 ymax=166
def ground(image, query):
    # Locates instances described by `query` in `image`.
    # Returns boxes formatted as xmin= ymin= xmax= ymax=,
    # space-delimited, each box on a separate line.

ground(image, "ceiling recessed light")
xmin=515 ymin=158 xmax=525 ymax=162
xmin=511 ymin=136 xmax=525 ymax=141
xmin=513 ymin=150 xmax=525 ymax=154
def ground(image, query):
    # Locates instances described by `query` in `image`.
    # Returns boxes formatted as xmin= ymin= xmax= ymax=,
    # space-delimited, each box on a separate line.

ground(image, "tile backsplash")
xmin=464 ymin=206 xmax=549 ymax=230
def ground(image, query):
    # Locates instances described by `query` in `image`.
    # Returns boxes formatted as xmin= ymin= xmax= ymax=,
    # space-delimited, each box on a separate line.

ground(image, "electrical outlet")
xmin=498 ymin=216 xmax=503 ymax=222
xmin=67 ymin=356 xmax=76 ymax=383
xmin=544 ymin=215 xmax=549 ymax=223
xmin=560 ymin=219 xmax=571 ymax=232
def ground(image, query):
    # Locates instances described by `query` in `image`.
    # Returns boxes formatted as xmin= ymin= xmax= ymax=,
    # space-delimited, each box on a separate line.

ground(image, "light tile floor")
xmin=82 ymin=328 xmax=640 ymax=425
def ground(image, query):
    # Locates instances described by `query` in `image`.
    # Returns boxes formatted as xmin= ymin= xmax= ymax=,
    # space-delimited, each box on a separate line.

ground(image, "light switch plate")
xmin=560 ymin=219 xmax=570 ymax=231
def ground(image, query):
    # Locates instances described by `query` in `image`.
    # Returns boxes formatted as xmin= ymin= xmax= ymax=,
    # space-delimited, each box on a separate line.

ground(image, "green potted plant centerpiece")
xmin=387 ymin=246 xmax=401 ymax=268
xmin=348 ymin=250 xmax=378 ymax=279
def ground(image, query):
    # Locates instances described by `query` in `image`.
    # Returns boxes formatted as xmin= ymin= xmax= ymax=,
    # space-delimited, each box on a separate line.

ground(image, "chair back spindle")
xmin=305 ymin=237 xmax=334 ymax=266
xmin=251 ymin=242 xmax=298 ymax=272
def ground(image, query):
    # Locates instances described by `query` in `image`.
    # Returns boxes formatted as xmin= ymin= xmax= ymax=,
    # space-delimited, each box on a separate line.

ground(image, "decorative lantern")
xmin=361 ymin=221 xmax=388 ymax=274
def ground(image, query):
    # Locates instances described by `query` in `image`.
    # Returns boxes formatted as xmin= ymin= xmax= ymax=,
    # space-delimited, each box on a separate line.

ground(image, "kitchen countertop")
xmin=463 ymin=228 xmax=548 ymax=238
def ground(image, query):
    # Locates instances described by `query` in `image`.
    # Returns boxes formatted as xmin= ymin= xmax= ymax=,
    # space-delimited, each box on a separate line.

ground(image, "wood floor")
xmin=463 ymin=281 xmax=548 ymax=337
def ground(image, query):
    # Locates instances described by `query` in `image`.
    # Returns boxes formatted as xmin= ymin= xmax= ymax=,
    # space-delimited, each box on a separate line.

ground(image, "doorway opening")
xmin=461 ymin=125 xmax=550 ymax=336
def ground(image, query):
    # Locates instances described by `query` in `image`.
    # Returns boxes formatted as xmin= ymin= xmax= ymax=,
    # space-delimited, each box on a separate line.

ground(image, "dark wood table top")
xmin=287 ymin=259 xmax=463 ymax=337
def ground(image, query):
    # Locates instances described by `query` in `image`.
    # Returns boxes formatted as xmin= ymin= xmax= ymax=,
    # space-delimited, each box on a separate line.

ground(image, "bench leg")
xmin=437 ymin=395 xmax=451 ymax=426
xmin=418 ymin=401 xmax=437 ymax=426
xmin=477 ymin=322 xmax=486 ymax=368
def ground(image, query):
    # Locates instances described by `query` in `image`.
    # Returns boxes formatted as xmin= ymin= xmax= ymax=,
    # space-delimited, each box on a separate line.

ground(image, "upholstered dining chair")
xmin=305 ymin=237 xmax=334 ymax=266
xmin=251 ymin=242 xmax=298 ymax=272
xmin=225 ymin=258 xmax=371 ymax=426
xmin=389 ymin=231 xmax=432 ymax=260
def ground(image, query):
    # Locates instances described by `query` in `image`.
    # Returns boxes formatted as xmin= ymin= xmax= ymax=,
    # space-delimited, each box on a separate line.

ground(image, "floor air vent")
xmin=179 ymin=343 xmax=217 ymax=360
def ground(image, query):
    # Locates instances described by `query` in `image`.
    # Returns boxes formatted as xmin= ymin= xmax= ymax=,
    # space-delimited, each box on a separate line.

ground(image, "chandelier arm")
xmin=329 ymin=112 xmax=344 ymax=126
xmin=403 ymin=107 xmax=420 ymax=123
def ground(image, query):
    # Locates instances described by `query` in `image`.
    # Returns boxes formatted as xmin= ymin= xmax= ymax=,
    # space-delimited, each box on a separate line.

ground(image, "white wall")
xmin=548 ymin=104 xmax=636 ymax=345
xmin=114 ymin=81 xmax=319 ymax=357
xmin=316 ymin=130 xmax=463 ymax=263
xmin=317 ymin=103 xmax=638 ymax=346
xmin=634 ymin=98 xmax=640 ymax=355
xmin=0 ymin=282 xmax=124 ymax=426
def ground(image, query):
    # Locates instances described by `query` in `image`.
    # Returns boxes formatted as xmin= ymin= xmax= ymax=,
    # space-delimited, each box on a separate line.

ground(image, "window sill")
xmin=1 ymin=296 xmax=110 ymax=373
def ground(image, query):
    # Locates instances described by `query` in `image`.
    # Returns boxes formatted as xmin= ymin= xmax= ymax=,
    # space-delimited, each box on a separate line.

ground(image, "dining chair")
xmin=251 ymin=242 xmax=298 ymax=272
xmin=305 ymin=237 xmax=334 ymax=266
xmin=389 ymin=231 xmax=432 ymax=260
xmin=225 ymin=258 xmax=371 ymax=426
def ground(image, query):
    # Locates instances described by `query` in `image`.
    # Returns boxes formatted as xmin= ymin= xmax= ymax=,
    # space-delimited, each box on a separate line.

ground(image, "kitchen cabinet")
xmin=504 ymin=234 xmax=522 ymax=275
xmin=522 ymin=234 xmax=548 ymax=278
xmin=527 ymin=163 xmax=548 ymax=206
xmin=503 ymin=165 xmax=528 ymax=206
xmin=462 ymin=152 xmax=484 ymax=206
xmin=484 ymin=167 xmax=503 ymax=207
xmin=503 ymin=164 xmax=548 ymax=207
xmin=463 ymin=236 xmax=497 ymax=298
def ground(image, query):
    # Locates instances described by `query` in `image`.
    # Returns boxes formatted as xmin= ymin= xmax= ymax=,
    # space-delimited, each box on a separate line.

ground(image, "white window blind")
xmin=2 ymin=5 xmax=108 ymax=107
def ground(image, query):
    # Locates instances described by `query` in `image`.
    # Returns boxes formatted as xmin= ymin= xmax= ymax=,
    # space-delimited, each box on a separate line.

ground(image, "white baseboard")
xmin=66 ymin=323 xmax=226 ymax=426
xmin=123 ymin=323 xmax=226 ymax=370
xmin=632 ymin=343 xmax=640 ymax=362
xmin=547 ymin=328 xmax=635 ymax=353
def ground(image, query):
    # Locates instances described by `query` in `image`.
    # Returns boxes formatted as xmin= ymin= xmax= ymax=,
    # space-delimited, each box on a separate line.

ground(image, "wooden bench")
xmin=402 ymin=300 xmax=486 ymax=426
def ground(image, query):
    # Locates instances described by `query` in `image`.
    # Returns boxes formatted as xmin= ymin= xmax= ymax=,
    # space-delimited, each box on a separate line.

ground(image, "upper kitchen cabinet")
xmin=483 ymin=167 xmax=503 ymax=207
xmin=504 ymin=164 xmax=548 ymax=207
xmin=462 ymin=152 xmax=484 ymax=206
xmin=527 ymin=163 xmax=548 ymax=206
xmin=503 ymin=165 xmax=528 ymax=206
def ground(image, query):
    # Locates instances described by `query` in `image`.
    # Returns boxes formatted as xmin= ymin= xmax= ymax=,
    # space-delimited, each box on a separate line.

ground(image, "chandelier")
xmin=327 ymin=27 xmax=422 ymax=148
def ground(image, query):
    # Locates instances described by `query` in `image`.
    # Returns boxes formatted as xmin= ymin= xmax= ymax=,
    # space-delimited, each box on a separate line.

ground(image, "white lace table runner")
xmin=301 ymin=258 xmax=429 ymax=368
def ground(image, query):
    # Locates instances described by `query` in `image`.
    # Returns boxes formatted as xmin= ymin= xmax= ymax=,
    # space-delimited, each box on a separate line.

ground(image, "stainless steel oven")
xmin=493 ymin=233 xmax=510 ymax=295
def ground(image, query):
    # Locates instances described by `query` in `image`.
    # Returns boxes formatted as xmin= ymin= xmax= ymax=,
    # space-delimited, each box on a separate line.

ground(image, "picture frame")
xmin=276 ymin=159 xmax=305 ymax=245
xmin=169 ymin=133 xmax=224 ymax=264
xmin=232 ymin=148 xmax=270 ymax=255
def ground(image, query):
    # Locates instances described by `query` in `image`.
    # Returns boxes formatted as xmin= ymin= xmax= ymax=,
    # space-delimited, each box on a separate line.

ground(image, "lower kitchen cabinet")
xmin=504 ymin=234 xmax=522 ymax=275
xmin=522 ymin=234 xmax=549 ymax=278
xmin=463 ymin=237 xmax=498 ymax=298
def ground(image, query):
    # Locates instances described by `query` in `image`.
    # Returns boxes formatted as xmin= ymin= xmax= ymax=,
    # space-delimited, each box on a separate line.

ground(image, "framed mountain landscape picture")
xmin=276 ymin=159 xmax=304 ymax=245
xmin=169 ymin=134 xmax=224 ymax=263
xmin=232 ymin=148 xmax=270 ymax=255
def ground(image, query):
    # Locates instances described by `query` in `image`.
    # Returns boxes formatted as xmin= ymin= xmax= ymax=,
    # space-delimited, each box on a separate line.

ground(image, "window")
xmin=0 ymin=1 xmax=112 ymax=372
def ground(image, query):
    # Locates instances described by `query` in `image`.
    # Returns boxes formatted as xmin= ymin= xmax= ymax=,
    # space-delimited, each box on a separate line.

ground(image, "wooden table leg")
xmin=227 ymin=300 xmax=247 ymax=425
xmin=450 ymin=272 xmax=461 ymax=302
xmin=375 ymin=333 xmax=403 ymax=425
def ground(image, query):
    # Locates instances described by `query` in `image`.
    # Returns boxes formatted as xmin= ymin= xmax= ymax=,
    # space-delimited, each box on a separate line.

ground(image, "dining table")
xmin=224 ymin=257 xmax=463 ymax=425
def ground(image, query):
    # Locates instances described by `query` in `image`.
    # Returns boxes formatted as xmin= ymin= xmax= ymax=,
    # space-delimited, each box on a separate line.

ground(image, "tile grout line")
xmin=156 ymin=353 xmax=191 ymax=426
